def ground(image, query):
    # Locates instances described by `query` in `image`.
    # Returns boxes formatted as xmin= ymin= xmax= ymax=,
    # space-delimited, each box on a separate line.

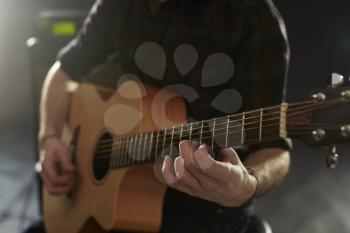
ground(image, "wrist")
xmin=245 ymin=167 xmax=260 ymax=199
xmin=235 ymin=167 xmax=260 ymax=208
xmin=38 ymin=128 xmax=59 ymax=148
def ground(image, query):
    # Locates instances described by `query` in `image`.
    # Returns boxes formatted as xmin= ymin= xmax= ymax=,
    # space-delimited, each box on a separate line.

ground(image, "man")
xmin=36 ymin=0 xmax=291 ymax=232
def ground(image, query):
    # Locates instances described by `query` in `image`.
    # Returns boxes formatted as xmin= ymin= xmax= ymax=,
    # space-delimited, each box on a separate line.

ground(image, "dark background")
xmin=0 ymin=0 xmax=349 ymax=232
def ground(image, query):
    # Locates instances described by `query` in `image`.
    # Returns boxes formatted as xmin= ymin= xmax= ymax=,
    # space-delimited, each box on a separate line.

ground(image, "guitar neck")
xmin=109 ymin=103 xmax=288 ymax=169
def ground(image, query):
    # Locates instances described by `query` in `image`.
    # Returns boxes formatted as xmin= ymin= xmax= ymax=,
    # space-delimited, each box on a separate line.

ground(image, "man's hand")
xmin=39 ymin=136 xmax=76 ymax=195
xmin=161 ymin=140 xmax=257 ymax=207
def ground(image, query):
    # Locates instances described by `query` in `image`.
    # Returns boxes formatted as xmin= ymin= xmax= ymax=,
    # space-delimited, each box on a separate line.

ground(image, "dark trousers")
xmin=25 ymin=190 xmax=257 ymax=233
xmin=23 ymin=218 xmax=252 ymax=233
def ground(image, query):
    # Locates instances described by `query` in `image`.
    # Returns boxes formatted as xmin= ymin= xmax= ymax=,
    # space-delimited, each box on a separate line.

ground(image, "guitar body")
xmin=43 ymin=81 xmax=187 ymax=233
xmin=43 ymin=73 xmax=350 ymax=233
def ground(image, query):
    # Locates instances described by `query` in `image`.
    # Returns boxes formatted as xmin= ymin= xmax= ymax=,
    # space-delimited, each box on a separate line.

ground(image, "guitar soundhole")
xmin=93 ymin=133 xmax=113 ymax=182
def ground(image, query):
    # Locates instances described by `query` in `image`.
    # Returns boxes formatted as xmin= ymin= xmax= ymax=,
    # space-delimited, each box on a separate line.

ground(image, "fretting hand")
xmin=161 ymin=140 xmax=257 ymax=207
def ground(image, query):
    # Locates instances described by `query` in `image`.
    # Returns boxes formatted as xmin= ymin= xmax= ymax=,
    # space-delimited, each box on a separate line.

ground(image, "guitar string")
xmin=95 ymin=97 xmax=344 ymax=156
xmin=106 ymin=124 xmax=345 ymax=169
xmin=84 ymin=98 xmax=345 ymax=164
xmin=93 ymin=122 xmax=344 ymax=161
xmin=107 ymin=125 xmax=345 ymax=169
xmin=95 ymin=101 xmax=342 ymax=159
xmin=94 ymin=114 xmax=283 ymax=151
xmin=93 ymin=99 xmax=340 ymax=153
xmin=95 ymin=100 xmax=322 ymax=147
xmin=94 ymin=96 xmax=346 ymax=166
xmin=285 ymin=98 xmax=344 ymax=118
xmin=97 ymin=122 xmax=344 ymax=155
xmin=94 ymin=118 xmax=340 ymax=153
xmin=98 ymin=121 xmax=342 ymax=151
xmin=96 ymin=98 xmax=336 ymax=147
xmin=95 ymin=121 xmax=282 ymax=154
xmin=96 ymin=105 xmax=280 ymax=145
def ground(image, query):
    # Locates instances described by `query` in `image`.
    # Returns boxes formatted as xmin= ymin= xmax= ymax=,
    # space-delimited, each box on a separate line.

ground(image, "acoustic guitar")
xmin=43 ymin=75 xmax=350 ymax=233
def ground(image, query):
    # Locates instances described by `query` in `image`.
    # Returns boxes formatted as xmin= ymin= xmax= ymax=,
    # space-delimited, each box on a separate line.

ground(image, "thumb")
xmin=56 ymin=145 xmax=75 ymax=173
xmin=218 ymin=148 xmax=243 ymax=166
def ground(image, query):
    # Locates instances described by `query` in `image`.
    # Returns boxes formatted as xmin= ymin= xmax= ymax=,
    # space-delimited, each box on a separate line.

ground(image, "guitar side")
xmin=43 ymin=81 xmax=187 ymax=233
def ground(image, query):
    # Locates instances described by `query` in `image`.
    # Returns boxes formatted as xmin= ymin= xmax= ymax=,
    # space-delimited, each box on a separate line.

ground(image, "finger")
xmin=174 ymin=156 xmax=201 ymax=191
xmin=180 ymin=140 xmax=203 ymax=170
xmin=161 ymin=155 xmax=177 ymax=185
xmin=178 ymin=142 xmax=218 ymax=186
xmin=42 ymin=170 xmax=75 ymax=190
xmin=179 ymin=140 xmax=195 ymax=164
xmin=179 ymin=140 xmax=211 ymax=186
xmin=42 ymin=157 xmax=75 ymax=186
xmin=56 ymin=146 xmax=75 ymax=173
xmin=218 ymin=148 xmax=243 ymax=166
xmin=193 ymin=144 xmax=232 ymax=181
xmin=41 ymin=172 xmax=74 ymax=195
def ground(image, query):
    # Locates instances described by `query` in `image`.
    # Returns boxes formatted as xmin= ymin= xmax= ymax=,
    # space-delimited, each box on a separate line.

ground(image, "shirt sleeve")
xmin=233 ymin=0 xmax=292 ymax=156
xmin=57 ymin=0 xmax=119 ymax=82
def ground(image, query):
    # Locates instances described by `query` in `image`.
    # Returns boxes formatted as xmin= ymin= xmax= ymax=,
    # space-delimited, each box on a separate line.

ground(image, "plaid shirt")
xmin=58 ymin=0 xmax=289 ymax=118
xmin=58 ymin=0 xmax=290 ymax=232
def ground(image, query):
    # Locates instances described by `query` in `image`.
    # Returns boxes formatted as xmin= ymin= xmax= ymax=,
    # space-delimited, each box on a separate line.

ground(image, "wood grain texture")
xmin=43 ymin=81 xmax=187 ymax=233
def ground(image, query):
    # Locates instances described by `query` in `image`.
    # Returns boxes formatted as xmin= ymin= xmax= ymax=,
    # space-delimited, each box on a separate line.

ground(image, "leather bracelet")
xmin=245 ymin=167 xmax=261 ymax=198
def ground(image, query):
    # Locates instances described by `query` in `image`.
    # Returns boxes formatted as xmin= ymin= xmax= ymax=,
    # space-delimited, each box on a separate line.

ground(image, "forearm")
xmin=243 ymin=148 xmax=291 ymax=197
xmin=39 ymin=61 xmax=76 ymax=141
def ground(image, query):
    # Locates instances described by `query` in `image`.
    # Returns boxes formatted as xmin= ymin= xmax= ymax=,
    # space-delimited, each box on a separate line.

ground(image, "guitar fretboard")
xmin=93 ymin=103 xmax=288 ymax=169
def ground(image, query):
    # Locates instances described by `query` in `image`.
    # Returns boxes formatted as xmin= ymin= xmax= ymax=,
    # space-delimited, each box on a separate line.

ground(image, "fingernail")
xmin=174 ymin=157 xmax=184 ymax=178
xmin=162 ymin=155 xmax=169 ymax=171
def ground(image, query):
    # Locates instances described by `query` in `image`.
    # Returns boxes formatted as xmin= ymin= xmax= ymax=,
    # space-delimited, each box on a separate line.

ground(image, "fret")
xmin=211 ymin=118 xmax=216 ymax=148
xmin=118 ymin=138 xmax=122 ymax=167
xmin=259 ymin=108 xmax=263 ymax=141
xmin=117 ymin=138 xmax=122 ymax=167
xmin=149 ymin=131 xmax=154 ymax=160
xmin=128 ymin=136 xmax=134 ymax=165
xmin=210 ymin=117 xmax=227 ymax=149
xmin=112 ymin=139 xmax=118 ymax=168
xmin=162 ymin=128 xmax=167 ymax=157
xmin=260 ymin=105 xmax=282 ymax=141
xmin=123 ymin=137 xmax=129 ymax=166
xmin=133 ymin=134 xmax=138 ymax=161
xmin=117 ymin=139 xmax=122 ymax=166
xmin=114 ymin=138 xmax=120 ymax=167
xmin=244 ymin=110 xmax=264 ymax=144
xmin=225 ymin=115 xmax=229 ymax=148
xmin=189 ymin=123 xmax=193 ymax=141
xmin=170 ymin=126 xmax=175 ymax=157
xmin=199 ymin=120 xmax=204 ymax=145
xmin=155 ymin=130 xmax=160 ymax=159
xmin=137 ymin=133 xmax=143 ymax=161
xmin=139 ymin=134 xmax=143 ymax=161
xmin=119 ymin=137 xmax=125 ymax=167
xmin=197 ymin=120 xmax=207 ymax=146
xmin=241 ymin=112 xmax=245 ymax=145
xmin=143 ymin=132 xmax=148 ymax=161
xmin=180 ymin=124 xmax=184 ymax=141
xmin=181 ymin=123 xmax=191 ymax=141
xmin=172 ymin=125 xmax=182 ymax=155
xmin=109 ymin=140 xmax=114 ymax=168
